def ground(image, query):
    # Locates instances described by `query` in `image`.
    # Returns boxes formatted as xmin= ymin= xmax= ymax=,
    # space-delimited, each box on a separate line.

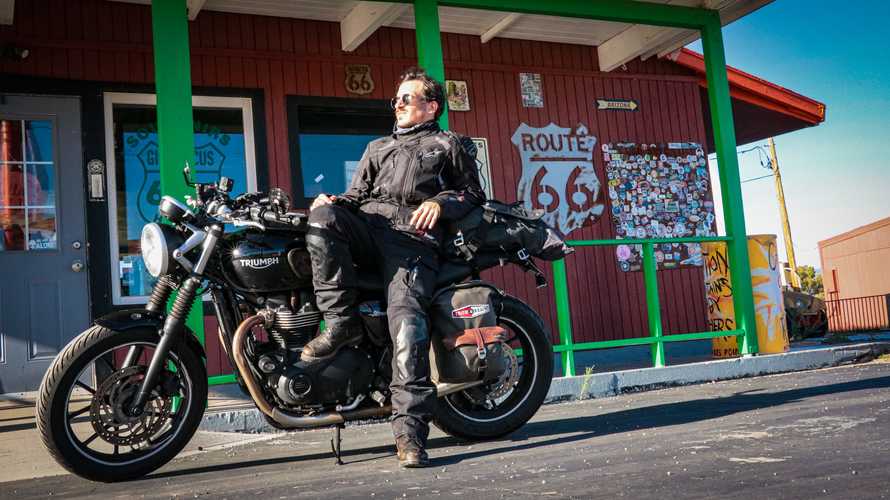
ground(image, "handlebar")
xmin=180 ymin=169 xmax=306 ymax=230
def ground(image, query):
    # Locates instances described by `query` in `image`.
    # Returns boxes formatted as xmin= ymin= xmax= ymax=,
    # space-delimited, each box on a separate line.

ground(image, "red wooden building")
xmin=0 ymin=0 xmax=825 ymax=388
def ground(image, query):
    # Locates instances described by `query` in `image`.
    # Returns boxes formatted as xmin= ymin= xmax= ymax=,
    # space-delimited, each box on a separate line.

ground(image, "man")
xmin=301 ymin=67 xmax=484 ymax=467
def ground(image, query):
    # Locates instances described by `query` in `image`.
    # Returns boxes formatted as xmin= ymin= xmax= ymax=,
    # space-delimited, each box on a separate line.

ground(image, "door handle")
xmin=71 ymin=260 xmax=84 ymax=272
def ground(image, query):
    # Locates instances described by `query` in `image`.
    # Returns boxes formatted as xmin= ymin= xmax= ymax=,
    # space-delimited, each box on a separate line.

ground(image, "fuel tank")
xmin=222 ymin=229 xmax=312 ymax=292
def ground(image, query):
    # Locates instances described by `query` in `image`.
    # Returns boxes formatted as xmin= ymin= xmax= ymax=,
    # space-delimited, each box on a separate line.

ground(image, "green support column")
xmin=413 ymin=0 xmax=449 ymax=129
xmin=552 ymin=259 xmax=576 ymax=377
xmin=642 ymin=243 xmax=666 ymax=367
xmin=151 ymin=0 xmax=205 ymax=344
xmin=700 ymin=17 xmax=757 ymax=355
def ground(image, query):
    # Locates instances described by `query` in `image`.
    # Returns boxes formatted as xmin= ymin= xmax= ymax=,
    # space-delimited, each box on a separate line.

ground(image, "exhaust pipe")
xmin=232 ymin=314 xmax=276 ymax=417
xmin=271 ymin=405 xmax=392 ymax=429
xmin=232 ymin=314 xmax=489 ymax=429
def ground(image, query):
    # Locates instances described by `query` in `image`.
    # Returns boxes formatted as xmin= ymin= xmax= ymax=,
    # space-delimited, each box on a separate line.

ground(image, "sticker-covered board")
xmin=603 ymin=142 xmax=717 ymax=272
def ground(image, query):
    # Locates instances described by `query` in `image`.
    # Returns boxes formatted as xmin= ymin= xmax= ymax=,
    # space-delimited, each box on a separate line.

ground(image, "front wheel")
xmin=36 ymin=326 xmax=207 ymax=482
xmin=434 ymin=296 xmax=553 ymax=440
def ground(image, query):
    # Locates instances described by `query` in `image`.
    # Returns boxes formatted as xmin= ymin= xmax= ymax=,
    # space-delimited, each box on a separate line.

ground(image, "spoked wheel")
xmin=36 ymin=326 xmax=207 ymax=482
xmin=433 ymin=296 xmax=553 ymax=440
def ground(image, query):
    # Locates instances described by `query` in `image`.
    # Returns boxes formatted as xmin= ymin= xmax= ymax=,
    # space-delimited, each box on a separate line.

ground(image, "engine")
xmin=252 ymin=299 xmax=378 ymax=409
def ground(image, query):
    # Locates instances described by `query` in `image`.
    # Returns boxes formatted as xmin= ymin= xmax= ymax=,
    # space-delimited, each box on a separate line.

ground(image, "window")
xmin=104 ymin=93 xmax=257 ymax=305
xmin=0 ymin=119 xmax=57 ymax=251
xmin=288 ymin=97 xmax=393 ymax=208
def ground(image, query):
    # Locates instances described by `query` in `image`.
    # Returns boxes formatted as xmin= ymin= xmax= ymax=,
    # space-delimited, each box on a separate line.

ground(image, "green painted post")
xmin=642 ymin=243 xmax=666 ymax=367
xmin=700 ymin=17 xmax=758 ymax=355
xmin=413 ymin=0 xmax=449 ymax=130
xmin=151 ymin=0 xmax=205 ymax=345
xmin=552 ymin=259 xmax=576 ymax=377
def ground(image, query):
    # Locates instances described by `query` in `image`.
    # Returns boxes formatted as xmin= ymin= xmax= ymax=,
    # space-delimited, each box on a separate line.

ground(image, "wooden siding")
xmin=2 ymin=0 xmax=710 ymax=376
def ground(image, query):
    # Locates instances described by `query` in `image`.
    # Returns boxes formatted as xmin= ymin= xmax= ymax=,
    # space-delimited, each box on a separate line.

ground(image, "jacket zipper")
xmin=400 ymin=146 xmax=420 ymax=204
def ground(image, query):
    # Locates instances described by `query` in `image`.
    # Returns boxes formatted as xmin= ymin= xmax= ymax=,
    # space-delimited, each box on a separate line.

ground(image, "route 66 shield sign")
xmin=345 ymin=64 xmax=374 ymax=95
xmin=136 ymin=140 xmax=161 ymax=224
xmin=134 ymin=141 xmax=225 ymax=224
xmin=511 ymin=122 xmax=604 ymax=236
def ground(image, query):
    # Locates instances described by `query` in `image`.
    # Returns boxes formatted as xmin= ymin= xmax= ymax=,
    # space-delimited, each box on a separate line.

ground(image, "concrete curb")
xmin=545 ymin=341 xmax=890 ymax=403
xmin=199 ymin=341 xmax=890 ymax=433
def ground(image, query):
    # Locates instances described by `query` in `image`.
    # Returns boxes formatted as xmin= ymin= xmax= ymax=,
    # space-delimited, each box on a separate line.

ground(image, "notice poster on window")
xmin=122 ymin=131 xmax=246 ymax=241
xmin=603 ymin=142 xmax=716 ymax=272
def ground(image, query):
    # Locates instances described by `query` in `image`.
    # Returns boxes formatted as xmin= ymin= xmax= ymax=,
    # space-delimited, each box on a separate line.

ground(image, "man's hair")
xmin=398 ymin=67 xmax=445 ymax=120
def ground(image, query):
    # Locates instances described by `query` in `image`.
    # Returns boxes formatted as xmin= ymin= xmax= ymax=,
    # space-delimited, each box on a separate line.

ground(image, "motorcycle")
xmin=36 ymin=168 xmax=554 ymax=482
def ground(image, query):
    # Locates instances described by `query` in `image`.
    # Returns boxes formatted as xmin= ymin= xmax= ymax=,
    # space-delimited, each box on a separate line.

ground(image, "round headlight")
xmin=140 ymin=223 xmax=170 ymax=277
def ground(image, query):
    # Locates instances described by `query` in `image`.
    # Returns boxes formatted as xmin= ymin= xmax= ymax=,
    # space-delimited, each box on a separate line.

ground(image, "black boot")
xmin=300 ymin=324 xmax=363 ymax=363
xmin=395 ymin=435 xmax=430 ymax=468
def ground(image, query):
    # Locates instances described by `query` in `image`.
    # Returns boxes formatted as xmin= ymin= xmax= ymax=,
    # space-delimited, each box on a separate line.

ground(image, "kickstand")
xmin=330 ymin=424 xmax=345 ymax=465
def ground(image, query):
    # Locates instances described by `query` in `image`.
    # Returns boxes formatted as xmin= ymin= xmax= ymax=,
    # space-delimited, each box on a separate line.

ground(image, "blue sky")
xmin=689 ymin=1 xmax=890 ymax=270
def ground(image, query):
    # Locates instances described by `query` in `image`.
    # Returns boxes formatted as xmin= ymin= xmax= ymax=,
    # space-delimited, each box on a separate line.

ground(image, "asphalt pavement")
xmin=2 ymin=361 xmax=890 ymax=499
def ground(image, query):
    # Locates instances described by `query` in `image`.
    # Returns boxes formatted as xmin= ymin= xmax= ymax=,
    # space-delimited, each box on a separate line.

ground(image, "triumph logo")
xmin=238 ymin=256 xmax=280 ymax=270
xmin=451 ymin=304 xmax=491 ymax=319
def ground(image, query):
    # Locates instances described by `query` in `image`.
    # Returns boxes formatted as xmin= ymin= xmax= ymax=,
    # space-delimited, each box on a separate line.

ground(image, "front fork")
xmin=128 ymin=223 xmax=222 ymax=415
xmin=128 ymin=276 xmax=202 ymax=414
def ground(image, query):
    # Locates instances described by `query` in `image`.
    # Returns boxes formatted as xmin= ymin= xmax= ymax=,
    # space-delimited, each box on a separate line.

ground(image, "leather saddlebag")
xmin=429 ymin=282 xmax=511 ymax=383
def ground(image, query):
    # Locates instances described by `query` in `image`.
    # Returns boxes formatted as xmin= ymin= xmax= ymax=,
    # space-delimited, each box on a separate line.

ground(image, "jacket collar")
xmin=392 ymin=119 xmax=439 ymax=139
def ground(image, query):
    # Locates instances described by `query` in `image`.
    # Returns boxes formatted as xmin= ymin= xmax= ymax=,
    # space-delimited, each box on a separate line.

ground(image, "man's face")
xmin=394 ymin=80 xmax=438 ymax=128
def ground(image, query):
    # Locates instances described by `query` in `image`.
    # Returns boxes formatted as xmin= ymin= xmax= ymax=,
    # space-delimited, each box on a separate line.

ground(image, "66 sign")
xmin=512 ymin=122 xmax=605 ymax=235
xmin=345 ymin=65 xmax=374 ymax=95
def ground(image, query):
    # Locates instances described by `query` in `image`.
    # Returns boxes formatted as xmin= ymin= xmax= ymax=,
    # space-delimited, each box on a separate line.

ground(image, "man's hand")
xmin=310 ymin=193 xmax=337 ymax=211
xmin=410 ymin=201 xmax=442 ymax=231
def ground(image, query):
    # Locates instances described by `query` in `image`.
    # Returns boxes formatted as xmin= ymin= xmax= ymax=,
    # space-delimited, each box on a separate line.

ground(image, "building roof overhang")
xmin=666 ymin=48 xmax=826 ymax=148
xmin=103 ymin=0 xmax=774 ymax=72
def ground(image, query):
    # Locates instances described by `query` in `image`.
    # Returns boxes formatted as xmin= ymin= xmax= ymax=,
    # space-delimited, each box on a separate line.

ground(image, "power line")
xmin=741 ymin=173 xmax=774 ymax=183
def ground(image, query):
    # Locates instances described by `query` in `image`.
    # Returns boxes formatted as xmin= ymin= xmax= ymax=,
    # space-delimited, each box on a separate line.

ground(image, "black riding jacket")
xmin=340 ymin=120 xmax=485 ymax=243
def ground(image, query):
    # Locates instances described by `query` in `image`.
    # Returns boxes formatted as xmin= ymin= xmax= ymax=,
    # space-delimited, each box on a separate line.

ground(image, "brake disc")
xmin=486 ymin=344 xmax=520 ymax=400
xmin=460 ymin=344 xmax=520 ymax=405
xmin=90 ymin=366 xmax=172 ymax=447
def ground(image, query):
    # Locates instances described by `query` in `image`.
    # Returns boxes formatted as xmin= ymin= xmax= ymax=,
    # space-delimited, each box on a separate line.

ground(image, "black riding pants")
xmin=306 ymin=203 xmax=438 ymax=443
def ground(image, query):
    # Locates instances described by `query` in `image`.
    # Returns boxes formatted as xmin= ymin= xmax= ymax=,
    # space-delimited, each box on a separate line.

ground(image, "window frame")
xmin=287 ymin=96 xmax=393 ymax=209
xmin=0 ymin=115 xmax=60 ymax=253
xmin=103 ymin=92 xmax=258 ymax=305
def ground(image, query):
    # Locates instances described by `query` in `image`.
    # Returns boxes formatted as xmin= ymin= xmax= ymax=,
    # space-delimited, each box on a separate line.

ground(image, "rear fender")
xmin=94 ymin=309 xmax=206 ymax=360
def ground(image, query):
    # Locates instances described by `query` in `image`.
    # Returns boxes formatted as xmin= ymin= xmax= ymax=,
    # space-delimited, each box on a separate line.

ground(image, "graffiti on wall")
xmin=511 ymin=122 xmax=604 ymax=236
xmin=703 ymin=242 xmax=739 ymax=358
xmin=602 ymin=142 xmax=716 ymax=271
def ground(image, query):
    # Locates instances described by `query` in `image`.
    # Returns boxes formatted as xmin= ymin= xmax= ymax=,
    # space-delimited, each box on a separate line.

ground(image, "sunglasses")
xmin=390 ymin=93 xmax=427 ymax=109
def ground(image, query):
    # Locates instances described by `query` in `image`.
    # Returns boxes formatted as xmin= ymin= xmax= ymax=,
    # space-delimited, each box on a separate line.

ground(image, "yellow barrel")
xmin=704 ymin=236 xmax=790 ymax=357
xmin=702 ymin=242 xmax=738 ymax=358
xmin=747 ymin=234 xmax=789 ymax=354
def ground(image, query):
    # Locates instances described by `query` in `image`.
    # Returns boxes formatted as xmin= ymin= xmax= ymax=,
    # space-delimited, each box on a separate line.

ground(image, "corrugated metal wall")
xmin=1 ymin=1 xmax=711 ymax=376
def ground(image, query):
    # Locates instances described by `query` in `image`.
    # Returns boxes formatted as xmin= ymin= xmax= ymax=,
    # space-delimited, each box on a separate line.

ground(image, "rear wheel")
xmin=36 ymin=326 xmax=207 ymax=482
xmin=433 ymin=296 xmax=553 ymax=440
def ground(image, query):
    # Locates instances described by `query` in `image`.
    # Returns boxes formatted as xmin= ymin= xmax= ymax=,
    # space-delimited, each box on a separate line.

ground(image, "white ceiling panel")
xmin=107 ymin=0 xmax=773 ymax=70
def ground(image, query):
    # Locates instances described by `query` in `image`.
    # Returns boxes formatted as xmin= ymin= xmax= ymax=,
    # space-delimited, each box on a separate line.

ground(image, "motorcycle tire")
xmin=36 ymin=325 xmax=208 ymax=482
xmin=433 ymin=295 xmax=553 ymax=440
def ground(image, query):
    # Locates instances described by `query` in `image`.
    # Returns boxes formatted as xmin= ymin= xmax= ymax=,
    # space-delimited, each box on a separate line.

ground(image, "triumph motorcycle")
xmin=36 ymin=169 xmax=554 ymax=482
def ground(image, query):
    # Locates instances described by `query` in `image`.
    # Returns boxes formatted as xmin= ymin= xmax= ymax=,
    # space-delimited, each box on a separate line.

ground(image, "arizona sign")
xmin=512 ymin=122 xmax=604 ymax=235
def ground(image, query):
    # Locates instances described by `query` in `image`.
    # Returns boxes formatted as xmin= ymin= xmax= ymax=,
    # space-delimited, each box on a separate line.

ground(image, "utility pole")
xmin=768 ymin=137 xmax=801 ymax=289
